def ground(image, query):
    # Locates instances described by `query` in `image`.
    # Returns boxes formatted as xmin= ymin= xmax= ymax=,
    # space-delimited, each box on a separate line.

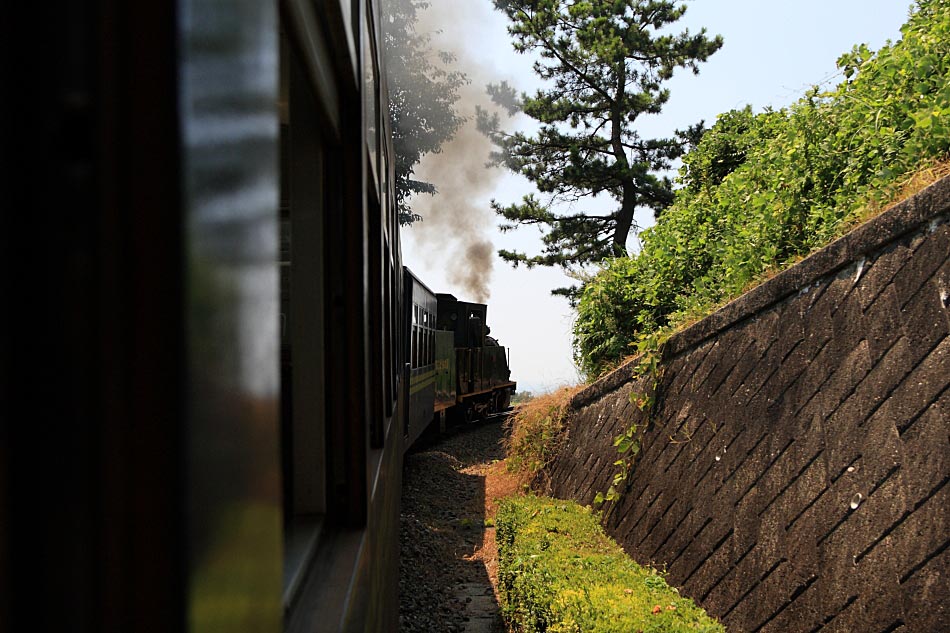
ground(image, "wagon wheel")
xmin=494 ymin=390 xmax=510 ymax=413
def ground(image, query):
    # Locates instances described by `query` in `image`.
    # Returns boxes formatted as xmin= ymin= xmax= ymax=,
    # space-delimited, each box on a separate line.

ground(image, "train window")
xmin=428 ymin=310 xmax=434 ymax=365
xmin=331 ymin=0 xmax=357 ymax=71
xmin=363 ymin=13 xmax=379 ymax=191
xmin=412 ymin=325 xmax=418 ymax=368
xmin=380 ymin=121 xmax=391 ymax=216
xmin=390 ymin=256 xmax=399 ymax=396
xmin=430 ymin=314 xmax=435 ymax=364
xmin=279 ymin=33 xmax=329 ymax=607
xmin=383 ymin=242 xmax=393 ymax=416
xmin=367 ymin=178 xmax=384 ymax=448
xmin=419 ymin=311 xmax=425 ymax=367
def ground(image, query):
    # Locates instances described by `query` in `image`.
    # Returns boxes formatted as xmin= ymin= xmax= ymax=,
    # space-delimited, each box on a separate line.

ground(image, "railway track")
xmin=399 ymin=417 xmax=513 ymax=632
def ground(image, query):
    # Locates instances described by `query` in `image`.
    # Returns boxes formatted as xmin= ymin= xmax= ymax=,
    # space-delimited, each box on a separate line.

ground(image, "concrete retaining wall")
xmin=543 ymin=177 xmax=950 ymax=631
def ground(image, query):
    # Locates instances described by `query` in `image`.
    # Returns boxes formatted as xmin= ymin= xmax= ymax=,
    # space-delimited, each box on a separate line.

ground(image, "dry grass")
xmin=503 ymin=385 xmax=583 ymax=486
xmin=892 ymin=158 xmax=950 ymax=201
xmin=848 ymin=158 xmax=950 ymax=227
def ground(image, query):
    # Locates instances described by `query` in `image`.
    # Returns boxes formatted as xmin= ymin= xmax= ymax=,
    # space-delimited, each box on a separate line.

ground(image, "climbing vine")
xmin=594 ymin=328 xmax=669 ymax=507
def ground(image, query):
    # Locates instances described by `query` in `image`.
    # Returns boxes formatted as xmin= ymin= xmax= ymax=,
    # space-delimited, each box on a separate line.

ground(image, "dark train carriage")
xmin=403 ymin=269 xmax=438 ymax=446
xmin=3 ymin=1 xmax=407 ymax=632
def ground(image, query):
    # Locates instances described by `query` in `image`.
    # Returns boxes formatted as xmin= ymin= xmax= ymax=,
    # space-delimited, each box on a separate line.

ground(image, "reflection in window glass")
xmin=180 ymin=0 xmax=281 ymax=625
xmin=413 ymin=326 xmax=419 ymax=368
xmin=363 ymin=19 xmax=378 ymax=188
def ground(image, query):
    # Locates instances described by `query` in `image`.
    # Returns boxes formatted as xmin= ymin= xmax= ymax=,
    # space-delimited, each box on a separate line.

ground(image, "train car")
xmin=2 ymin=1 xmax=519 ymax=631
xmin=403 ymin=269 xmax=438 ymax=446
xmin=436 ymin=294 xmax=517 ymax=422
xmin=3 ymin=1 xmax=409 ymax=632
xmin=403 ymin=274 xmax=517 ymax=440
xmin=405 ymin=286 xmax=517 ymax=436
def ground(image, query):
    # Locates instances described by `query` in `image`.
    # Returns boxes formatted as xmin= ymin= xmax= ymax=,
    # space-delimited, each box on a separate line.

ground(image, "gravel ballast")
xmin=399 ymin=420 xmax=515 ymax=633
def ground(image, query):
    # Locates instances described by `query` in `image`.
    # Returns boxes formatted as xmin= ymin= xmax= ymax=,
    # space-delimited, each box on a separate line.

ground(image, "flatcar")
xmin=2 ymin=1 xmax=511 ymax=632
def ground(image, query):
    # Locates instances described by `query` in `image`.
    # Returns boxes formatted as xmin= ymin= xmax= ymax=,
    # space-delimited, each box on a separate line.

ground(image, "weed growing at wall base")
xmin=505 ymin=386 xmax=583 ymax=484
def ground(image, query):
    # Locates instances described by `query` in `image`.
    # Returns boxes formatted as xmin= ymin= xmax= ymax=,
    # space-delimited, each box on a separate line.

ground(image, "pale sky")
xmin=401 ymin=0 xmax=913 ymax=394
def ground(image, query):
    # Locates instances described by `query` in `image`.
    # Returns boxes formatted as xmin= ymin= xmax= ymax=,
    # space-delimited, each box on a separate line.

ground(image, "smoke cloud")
xmin=397 ymin=0 xmax=508 ymax=304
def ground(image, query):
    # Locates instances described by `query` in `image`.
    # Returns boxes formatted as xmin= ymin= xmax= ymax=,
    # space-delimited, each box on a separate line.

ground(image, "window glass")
xmin=182 ymin=0 xmax=282 ymax=623
xmin=275 ymin=30 xmax=328 ymax=610
xmin=363 ymin=19 xmax=378 ymax=190
xmin=412 ymin=326 xmax=419 ymax=368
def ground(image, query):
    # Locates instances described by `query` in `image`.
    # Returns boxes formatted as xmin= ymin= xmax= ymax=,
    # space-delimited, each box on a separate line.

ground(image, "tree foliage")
xmin=481 ymin=0 xmax=722 ymax=283
xmin=575 ymin=0 xmax=950 ymax=376
xmin=383 ymin=0 xmax=468 ymax=224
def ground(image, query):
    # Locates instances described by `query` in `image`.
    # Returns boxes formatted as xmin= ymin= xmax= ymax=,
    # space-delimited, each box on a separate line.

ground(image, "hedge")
xmin=496 ymin=495 xmax=725 ymax=632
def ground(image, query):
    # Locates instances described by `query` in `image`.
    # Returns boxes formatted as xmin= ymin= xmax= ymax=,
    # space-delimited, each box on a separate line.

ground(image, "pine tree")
xmin=481 ymin=0 xmax=722 ymax=292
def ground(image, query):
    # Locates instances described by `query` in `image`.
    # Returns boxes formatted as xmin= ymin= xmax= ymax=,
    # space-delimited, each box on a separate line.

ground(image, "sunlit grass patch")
xmin=497 ymin=495 xmax=725 ymax=632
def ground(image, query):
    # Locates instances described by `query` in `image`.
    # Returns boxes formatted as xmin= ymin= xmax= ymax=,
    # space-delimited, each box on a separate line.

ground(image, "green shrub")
xmin=496 ymin=495 xmax=725 ymax=632
xmin=575 ymin=0 xmax=950 ymax=377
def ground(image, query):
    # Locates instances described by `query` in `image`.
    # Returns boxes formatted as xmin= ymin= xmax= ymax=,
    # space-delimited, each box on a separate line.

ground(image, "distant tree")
xmin=480 ymin=0 xmax=722 ymax=295
xmin=383 ymin=0 xmax=468 ymax=224
xmin=511 ymin=390 xmax=534 ymax=404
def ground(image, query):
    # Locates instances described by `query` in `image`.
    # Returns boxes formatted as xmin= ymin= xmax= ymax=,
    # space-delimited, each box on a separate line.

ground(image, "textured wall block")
xmin=544 ymin=177 xmax=950 ymax=632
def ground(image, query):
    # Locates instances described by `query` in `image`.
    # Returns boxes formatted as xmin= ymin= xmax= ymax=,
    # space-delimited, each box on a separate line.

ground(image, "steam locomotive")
xmin=2 ymin=1 xmax=512 ymax=632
